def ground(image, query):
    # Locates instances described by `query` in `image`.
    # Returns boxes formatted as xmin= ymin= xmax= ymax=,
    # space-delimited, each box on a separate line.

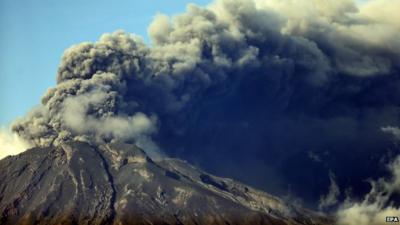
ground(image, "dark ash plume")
xmin=11 ymin=0 xmax=400 ymax=207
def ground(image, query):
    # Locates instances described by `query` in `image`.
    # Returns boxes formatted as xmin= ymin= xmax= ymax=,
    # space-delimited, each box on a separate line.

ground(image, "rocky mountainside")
xmin=0 ymin=141 xmax=333 ymax=225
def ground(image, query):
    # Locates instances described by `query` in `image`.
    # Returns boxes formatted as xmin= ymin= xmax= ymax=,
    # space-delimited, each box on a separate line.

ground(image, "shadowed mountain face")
xmin=0 ymin=142 xmax=332 ymax=225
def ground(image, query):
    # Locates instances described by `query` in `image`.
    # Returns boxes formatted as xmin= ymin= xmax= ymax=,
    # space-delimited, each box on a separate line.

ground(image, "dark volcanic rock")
xmin=0 ymin=141 xmax=333 ymax=225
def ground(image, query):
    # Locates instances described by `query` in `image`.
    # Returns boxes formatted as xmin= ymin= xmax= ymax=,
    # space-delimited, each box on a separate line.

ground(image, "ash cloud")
xmin=10 ymin=0 xmax=400 ymax=209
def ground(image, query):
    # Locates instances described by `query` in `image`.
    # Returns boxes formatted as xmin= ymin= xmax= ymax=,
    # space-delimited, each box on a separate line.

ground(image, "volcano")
xmin=0 ymin=141 xmax=332 ymax=225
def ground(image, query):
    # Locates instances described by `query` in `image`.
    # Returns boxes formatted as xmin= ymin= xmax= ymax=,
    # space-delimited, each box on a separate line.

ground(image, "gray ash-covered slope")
xmin=0 ymin=142 xmax=332 ymax=225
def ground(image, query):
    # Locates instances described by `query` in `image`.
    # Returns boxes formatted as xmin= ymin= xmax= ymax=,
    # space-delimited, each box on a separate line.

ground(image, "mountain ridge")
xmin=0 ymin=141 xmax=333 ymax=225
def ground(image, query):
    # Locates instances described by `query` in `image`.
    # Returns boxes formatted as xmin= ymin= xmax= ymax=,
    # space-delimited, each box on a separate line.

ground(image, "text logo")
xmin=386 ymin=216 xmax=399 ymax=223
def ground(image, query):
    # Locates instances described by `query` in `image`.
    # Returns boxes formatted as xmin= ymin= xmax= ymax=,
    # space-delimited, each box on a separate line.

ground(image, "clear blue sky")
xmin=0 ymin=0 xmax=211 ymax=126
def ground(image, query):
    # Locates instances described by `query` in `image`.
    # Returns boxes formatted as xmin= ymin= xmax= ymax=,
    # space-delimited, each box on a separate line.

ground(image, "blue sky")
xmin=0 ymin=0 xmax=211 ymax=126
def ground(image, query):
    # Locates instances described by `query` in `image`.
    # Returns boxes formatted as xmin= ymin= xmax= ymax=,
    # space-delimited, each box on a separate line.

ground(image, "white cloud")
xmin=62 ymin=90 xmax=158 ymax=142
xmin=381 ymin=126 xmax=400 ymax=139
xmin=0 ymin=126 xmax=31 ymax=160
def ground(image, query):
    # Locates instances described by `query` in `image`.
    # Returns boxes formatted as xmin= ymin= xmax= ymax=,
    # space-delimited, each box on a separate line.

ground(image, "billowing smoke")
xmin=10 ymin=0 xmax=400 ymax=210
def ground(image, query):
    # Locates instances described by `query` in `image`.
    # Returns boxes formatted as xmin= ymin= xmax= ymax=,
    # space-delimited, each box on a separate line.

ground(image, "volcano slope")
xmin=0 ymin=141 xmax=332 ymax=225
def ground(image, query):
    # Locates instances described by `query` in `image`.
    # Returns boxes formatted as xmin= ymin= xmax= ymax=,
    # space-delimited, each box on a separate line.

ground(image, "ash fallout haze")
xmin=0 ymin=0 xmax=400 ymax=225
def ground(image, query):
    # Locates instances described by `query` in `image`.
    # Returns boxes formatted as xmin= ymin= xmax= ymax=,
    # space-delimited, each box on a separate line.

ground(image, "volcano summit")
xmin=0 ymin=142 xmax=332 ymax=225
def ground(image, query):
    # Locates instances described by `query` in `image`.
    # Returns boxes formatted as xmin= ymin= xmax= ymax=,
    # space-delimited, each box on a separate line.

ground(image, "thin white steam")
xmin=319 ymin=171 xmax=340 ymax=210
xmin=336 ymin=156 xmax=400 ymax=225
xmin=336 ymin=126 xmax=400 ymax=225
